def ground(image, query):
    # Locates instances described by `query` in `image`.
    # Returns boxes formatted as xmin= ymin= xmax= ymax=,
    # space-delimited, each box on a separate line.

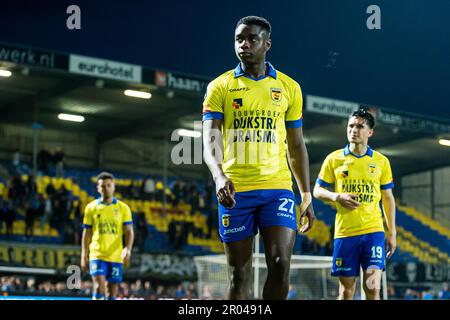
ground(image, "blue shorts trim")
xmin=331 ymin=232 xmax=385 ymax=277
xmin=218 ymin=189 xmax=297 ymax=243
xmin=89 ymin=260 xmax=123 ymax=283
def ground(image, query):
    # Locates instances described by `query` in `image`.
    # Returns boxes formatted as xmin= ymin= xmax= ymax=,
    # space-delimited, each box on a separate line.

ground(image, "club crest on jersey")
xmin=113 ymin=208 xmax=119 ymax=215
xmin=222 ymin=214 xmax=230 ymax=227
xmin=270 ymin=88 xmax=282 ymax=102
xmin=340 ymin=170 xmax=349 ymax=178
xmin=232 ymin=98 xmax=243 ymax=109
xmin=368 ymin=164 xmax=377 ymax=174
xmin=336 ymin=258 xmax=342 ymax=267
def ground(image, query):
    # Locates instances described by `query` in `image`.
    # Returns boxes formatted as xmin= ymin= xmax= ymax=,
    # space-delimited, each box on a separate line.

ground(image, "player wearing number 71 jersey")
xmin=313 ymin=108 xmax=397 ymax=300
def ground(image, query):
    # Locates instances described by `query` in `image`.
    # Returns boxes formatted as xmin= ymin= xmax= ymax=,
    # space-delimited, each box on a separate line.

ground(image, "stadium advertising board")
xmin=69 ymin=54 xmax=142 ymax=83
xmin=126 ymin=253 xmax=197 ymax=281
xmin=0 ymin=42 xmax=68 ymax=70
xmin=153 ymin=69 xmax=208 ymax=93
xmin=307 ymin=94 xmax=450 ymax=134
xmin=306 ymin=95 xmax=359 ymax=117
xmin=386 ymin=261 xmax=449 ymax=283
xmin=0 ymin=242 xmax=79 ymax=271
xmin=0 ymin=242 xmax=196 ymax=280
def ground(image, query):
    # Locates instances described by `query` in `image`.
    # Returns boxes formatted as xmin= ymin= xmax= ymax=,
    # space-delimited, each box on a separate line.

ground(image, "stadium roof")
xmin=1 ymin=42 xmax=449 ymax=177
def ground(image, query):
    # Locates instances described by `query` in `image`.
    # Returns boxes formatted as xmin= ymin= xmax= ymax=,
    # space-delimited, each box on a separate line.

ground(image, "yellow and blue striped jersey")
xmin=82 ymin=197 xmax=133 ymax=263
xmin=317 ymin=145 xmax=394 ymax=238
xmin=202 ymin=62 xmax=303 ymax=192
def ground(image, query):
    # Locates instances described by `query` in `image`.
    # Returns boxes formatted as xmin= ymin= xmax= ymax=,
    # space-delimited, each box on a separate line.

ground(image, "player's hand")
xmin=81 ymin=254 xmax=89 ymax=272
xmin=122 ymin=248 xmax=132 ymax=267
xmin=299 ymin=192 xmax=315 ymax=233
xmin=386 ymin=233 xmax=397 ymax=259
xmin=215 ymin=175 xmax=236 ymax=209
xmin=336 ymin=193 xmax=360 ymax=210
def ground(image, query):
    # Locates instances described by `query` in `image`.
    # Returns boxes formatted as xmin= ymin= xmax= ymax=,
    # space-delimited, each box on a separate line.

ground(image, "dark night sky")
xmin=1 ymin=0 xmax=449 ymax=119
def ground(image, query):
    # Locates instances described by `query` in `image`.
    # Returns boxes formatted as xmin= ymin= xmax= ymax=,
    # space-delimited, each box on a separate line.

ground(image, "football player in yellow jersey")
xmin=313 ymin=109 xmax=397 ymax=300
xmin=203 ymin=16 xmax=315 ymax=300
xmin=81 ymin=172 xmax=134 ymax=300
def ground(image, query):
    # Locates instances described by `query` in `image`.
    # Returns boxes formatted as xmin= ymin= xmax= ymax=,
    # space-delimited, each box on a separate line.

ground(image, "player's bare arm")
xmin=81 ymin=227 xmax=92 ymax=272
xmin=381 ymin=188 xmax=397 ymax=258
xmin=203 ymin=118 xmax=236 ymax=209
xmin=123 ymin=224 xmax=134 ymax=267
xmin=286 ymin=126 xmax=315 ymax=232
xmin=313 ymin=185 xmax=361 ymax=210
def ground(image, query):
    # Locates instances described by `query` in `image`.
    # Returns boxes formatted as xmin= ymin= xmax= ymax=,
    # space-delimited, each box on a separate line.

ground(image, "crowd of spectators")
xmin=0 ymin=275 xmax=200 ymax=300
xmin=0 ymin=173 xmax=82 ymax=244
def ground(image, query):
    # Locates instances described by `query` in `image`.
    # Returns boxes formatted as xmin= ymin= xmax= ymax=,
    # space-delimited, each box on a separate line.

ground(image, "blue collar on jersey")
xmin=234 ymin=61 xmax=277 ymax=80
xmin=343 ymin=144 xmax=373 ymax=158
xmin=97 ymin=197 xmax=118 ymax=205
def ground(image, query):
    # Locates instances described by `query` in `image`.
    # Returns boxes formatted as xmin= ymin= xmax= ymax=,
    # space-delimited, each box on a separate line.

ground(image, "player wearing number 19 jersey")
xmin=313 ymin=108 xmax=397 ymax=300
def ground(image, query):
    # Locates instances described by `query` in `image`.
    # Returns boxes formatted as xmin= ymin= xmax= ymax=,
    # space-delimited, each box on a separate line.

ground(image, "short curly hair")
xmin=236 ymin=16 xmax=271 ymax=35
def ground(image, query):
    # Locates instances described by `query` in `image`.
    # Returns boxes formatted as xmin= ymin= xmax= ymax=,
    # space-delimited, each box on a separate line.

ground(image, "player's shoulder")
xmin=208 ymin=69 xmax=235 ymax=88
xmin=326 ymin=148 xmax=346 ymax=161
xmin=116 ymin=199 xmax=131 ymax=210
xmin=274 ymin=69 xmax=301 ymax=89
xmin=372 ymin=149 xmax=390 ymax=162
xmin=85 ymin=199 xmax=99 ymax=210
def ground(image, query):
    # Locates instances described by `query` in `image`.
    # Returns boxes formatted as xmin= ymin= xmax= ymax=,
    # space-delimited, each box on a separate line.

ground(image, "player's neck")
xmin=241 ymin=61 xmax=266 ymax=78
xmin=349 ymin=143 xmax=368 ymax=156
xmin=101 ymin=196 xmax=114 ymax=204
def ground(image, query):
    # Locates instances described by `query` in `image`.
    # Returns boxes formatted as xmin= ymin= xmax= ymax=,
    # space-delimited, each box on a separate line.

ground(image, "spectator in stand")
xmin=37 ymin=147 xmax=52 ymax=176
xmin=136 ymin=211 xmax=148 ymax=251
xmin=26 ymin=278 xmax=36 ymax=293
xmin=26 ymin=175 xmax=37 ymax=199
xmin=71 ymin=199 xmax=82 ymax=244
xmin=438 ymin=283 xmax=450 ymax=299
xmin=53 ymin=146 xmax=65 ymax=177
xmin=172 ymin=181 xmax=181 ymax=207
xmin=9 ymin=175 xmax=26 ymax=209
xmin=186 ymin=282 xmax=198 ymax=299
xmin=11 ymin=149 xmax=24 ymax=175
xmin=142 ymin=176 xmax=155 ymax=200
xmin=129 ymin=180 xmax=141 ymax=199
xmin=175 ymin=284 xmax=187 ymax=299
xmin=46 ymin=181 xmax=56 ymax=198
xmin=155 ymin=181 xmax=164 ymax=202
xmin=4 ymin=201 xmax=16 ymax=236
xmin=201 ymin=285 xmax=213 ymax=299
xmin=421 ymin=290 xmax=434 ymax=300
xmin=404 ymin=288 xmax=417 ymax=300
xmin=143 ymin=281 xmax=155 ymax=298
